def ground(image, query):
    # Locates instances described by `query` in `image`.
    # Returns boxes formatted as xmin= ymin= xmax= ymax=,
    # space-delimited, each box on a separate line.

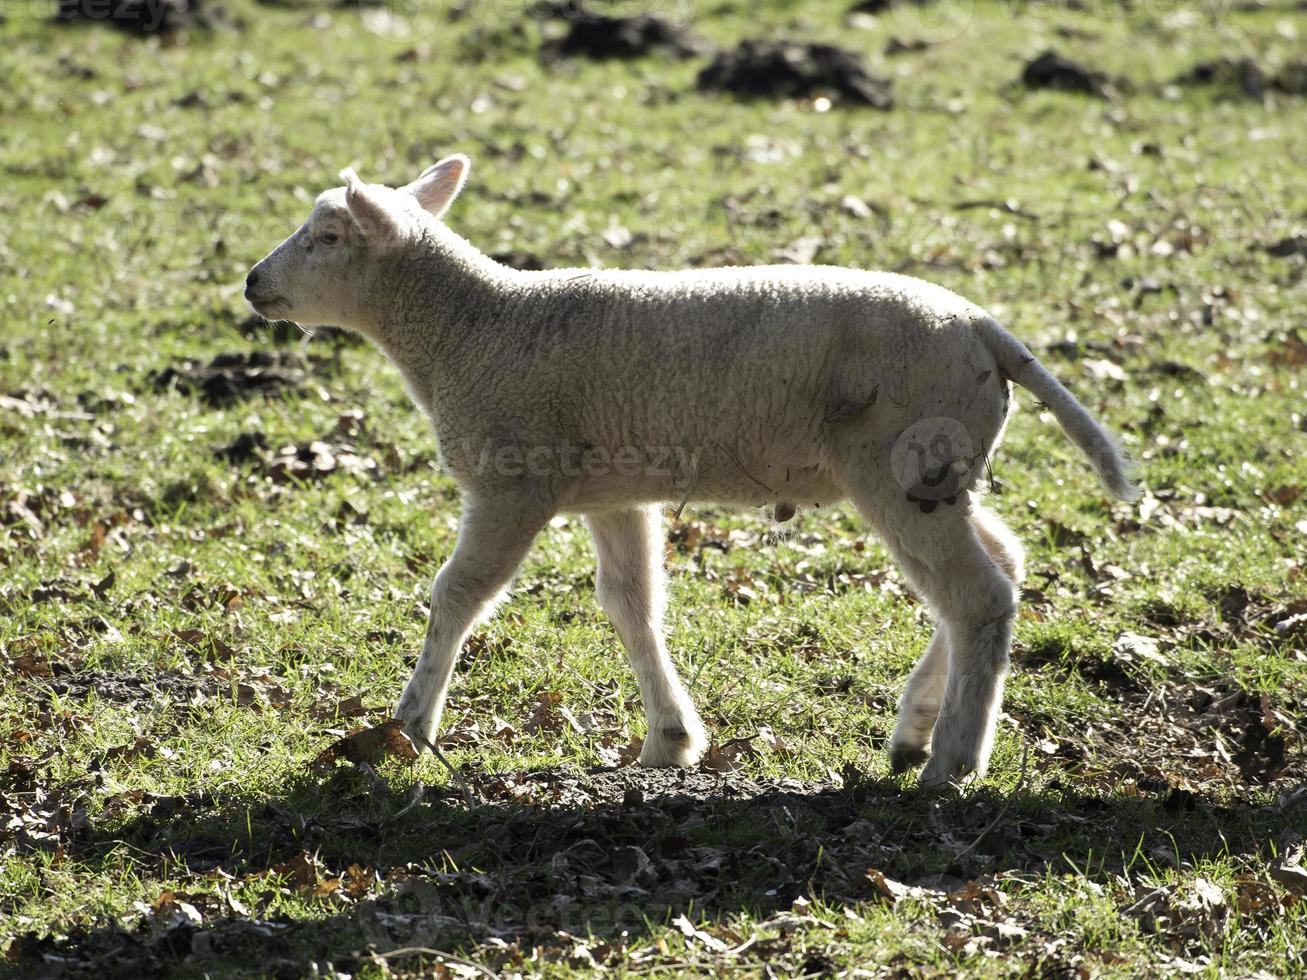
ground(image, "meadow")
xmin=1 ymin=0 xmax=1305 ymax=975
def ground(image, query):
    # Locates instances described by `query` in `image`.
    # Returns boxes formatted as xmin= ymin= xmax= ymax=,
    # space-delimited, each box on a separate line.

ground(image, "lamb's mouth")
xmin=248 ymin=295 xmax=288 ymax=316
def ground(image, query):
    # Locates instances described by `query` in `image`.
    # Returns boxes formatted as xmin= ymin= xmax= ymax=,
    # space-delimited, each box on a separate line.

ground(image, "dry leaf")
xmin=314 ymin=720 xmax=418 ymax=769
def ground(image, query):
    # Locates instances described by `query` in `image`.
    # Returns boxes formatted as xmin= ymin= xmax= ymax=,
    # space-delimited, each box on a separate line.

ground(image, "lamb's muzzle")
xmin=245 ymin=154 xmax=1139 ymax=788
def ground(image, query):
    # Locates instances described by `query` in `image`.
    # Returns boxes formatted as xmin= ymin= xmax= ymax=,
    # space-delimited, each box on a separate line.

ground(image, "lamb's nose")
xmin=245 ymin=269 xmax=261 ymax=293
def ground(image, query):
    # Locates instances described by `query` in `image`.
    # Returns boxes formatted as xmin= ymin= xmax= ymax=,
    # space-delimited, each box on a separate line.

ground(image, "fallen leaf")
xmin=1270 ymin=862 xmax=1307 ymax=894
xmin=314 ymin=720 xmax=418 ymax=769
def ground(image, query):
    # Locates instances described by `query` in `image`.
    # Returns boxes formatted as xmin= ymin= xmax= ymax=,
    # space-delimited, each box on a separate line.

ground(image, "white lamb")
xmin=244 ymin=155 xmax=1138 ymax=787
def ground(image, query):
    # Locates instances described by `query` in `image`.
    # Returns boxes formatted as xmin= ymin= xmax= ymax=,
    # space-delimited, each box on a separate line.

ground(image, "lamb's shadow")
xmin=12 ymin=763 xmax=1294 ymax=977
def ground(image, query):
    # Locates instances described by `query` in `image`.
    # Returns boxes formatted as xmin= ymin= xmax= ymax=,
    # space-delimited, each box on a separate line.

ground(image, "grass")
xmin=1 ymin=0 xmax=1305 ymax=976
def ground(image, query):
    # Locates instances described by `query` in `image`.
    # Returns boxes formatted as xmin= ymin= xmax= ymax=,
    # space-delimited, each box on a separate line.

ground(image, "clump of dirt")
xmin=149 ymin=351 xmax=325 ymax=407
xmin=698 ymin=39 xmax=894 ymax=108
xmin=55 ymin=0 xmax=231 ymax=34
xmin=538 ymin=2 xmax=706 ymax=60
xmin=1175 ymin=57 xmax=1266 ymax=98
xmin=1263 ymin=234 xmax=1307 ymax=258
xmin=1020 ymin=49 xmax=1113 ymax=97
xmin=1174 ymin=56 xmax=1307 ymax=98
xmin=213 ymin=431 xmax=268 ymax=464
xmin=1275 ymin=60 xmax=1307 ymax=95
xmin=489 ymin=250 xmax=547 ymax=271
xmin=849 ymin=0 xmax=935 ymax=11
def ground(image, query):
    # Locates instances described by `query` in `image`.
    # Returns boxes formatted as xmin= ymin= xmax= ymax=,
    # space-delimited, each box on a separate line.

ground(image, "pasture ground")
xmin=1 ymin=0 xmax=1305 ymax=975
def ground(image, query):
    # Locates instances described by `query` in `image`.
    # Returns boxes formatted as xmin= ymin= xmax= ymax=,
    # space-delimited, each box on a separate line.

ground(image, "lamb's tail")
xmin=977 ymin=317 xmax=1140 ymax=502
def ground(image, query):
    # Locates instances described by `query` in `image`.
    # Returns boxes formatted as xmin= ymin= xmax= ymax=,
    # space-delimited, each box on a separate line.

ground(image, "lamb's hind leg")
xmin=850 ymin=487 xmax=1019 ymax=787
xmin=886 ymin=505 xmax=1024 ymax=774
xmin=587 ymin=506 xmax=708 ymax=767
xmin=886 ymin=626 xmax=948 ymax=773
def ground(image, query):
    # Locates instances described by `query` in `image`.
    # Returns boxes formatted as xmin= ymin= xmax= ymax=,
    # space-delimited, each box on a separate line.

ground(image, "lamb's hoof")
xmin=918 ymin=753 xmax=976 ymax=790
xmin=888 ymin=743 xmax=930 ymax=775
xmin=394 ymin=705 xmax=435 ymax=754
xmin=638 ymin=724 xmax=708 ymax=768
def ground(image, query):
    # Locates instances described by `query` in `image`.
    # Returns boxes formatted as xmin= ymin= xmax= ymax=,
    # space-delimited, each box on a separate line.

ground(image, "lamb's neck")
xmin=368 ymin=228 xmax=517 ymax=415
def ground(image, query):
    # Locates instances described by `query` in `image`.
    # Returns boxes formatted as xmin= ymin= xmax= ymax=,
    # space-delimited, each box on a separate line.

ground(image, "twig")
xmin=954 ymin=740 xmax=1031 ymax=863
xmin=372 ymin=947 xmax=497 ymax=978
xmin=672 ymin=477 xmax=695 ymax=521
xmin=389 ymin=782 xmax=429 ymax=822
xmin=952 ymin=198 xmax=1039 ymax=220
xmin=408 ymin=730 xmax=478 ymax=808
xmin=713 ymin=441 xmax=775 ymax=496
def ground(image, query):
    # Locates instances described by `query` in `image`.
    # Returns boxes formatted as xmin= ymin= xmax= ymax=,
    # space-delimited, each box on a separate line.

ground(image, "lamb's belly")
xmin=561 ymin=451 xmax=845 ymax=514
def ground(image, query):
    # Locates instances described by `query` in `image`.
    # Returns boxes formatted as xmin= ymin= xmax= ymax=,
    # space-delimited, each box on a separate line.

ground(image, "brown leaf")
xmin=866 ymin=867 xmax=912 ymax=904
xmin=342 ymin=864 xmax=375 ymax=900
xmin=314 ymin=720 xmax=418 ymax=769
xmin=699 ymin=737 xmax=754 ymax=775
xmin=523 ymin=690 xmax=564 ymax=734
xmin=1270 ymin=862 xmax=1307 ymax=894
xmin=13 ymin=653 xmax=53 ymax=678
xmin=273 ymin=850 xmax=323 ymax=893
xmin=596 ymin=735 xmax=643 ymax=767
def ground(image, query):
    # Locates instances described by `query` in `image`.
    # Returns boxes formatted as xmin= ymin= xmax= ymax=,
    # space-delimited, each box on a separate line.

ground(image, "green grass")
xmin=2 ymin=0 xmax=1305 ymax=976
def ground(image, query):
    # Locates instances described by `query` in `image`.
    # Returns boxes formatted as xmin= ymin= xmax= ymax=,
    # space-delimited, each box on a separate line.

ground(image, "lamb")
xmin=244 ymin=155 xmax=1138 ymax=787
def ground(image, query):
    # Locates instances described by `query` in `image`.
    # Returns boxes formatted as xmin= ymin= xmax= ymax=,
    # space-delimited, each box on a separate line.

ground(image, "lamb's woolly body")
xmin=246 ymin=159 xmax=1138 ymax=786
xmin=367 ymin=224 xmax=1024 ymax=515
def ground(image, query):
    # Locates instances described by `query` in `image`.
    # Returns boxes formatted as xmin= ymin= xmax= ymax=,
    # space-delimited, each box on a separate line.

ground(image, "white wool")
xmin=245 ymin=156 xmax=1138 ymax=785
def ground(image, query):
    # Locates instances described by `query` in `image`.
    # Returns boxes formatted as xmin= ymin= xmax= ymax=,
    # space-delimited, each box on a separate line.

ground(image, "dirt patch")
xmin=1174 ymin=56 xmax=1307 ymax=97
xmin=489 ymin=249 xmax=548 ymax=271
xmin=474 ymin=762 xmax=840 ymax=810
xmin=538 ymin=3 xmax=705 ymax=60
xmin=850 ymin=0 xmax=937 ymax=11
xmin=1014 ymin=681 xmax=1302 ymax=795
xmin=1263 ymin=234 xmax=1307 ymax=258
xmin=213 ymin=431 xmax=268 ymax=465
xmin=1020 ymin=49 xmax=1114 ymax=98
xmin=1275 ymin=59 xmax=1307 ymax=95
xmin=55 ymin=0 xmax=231 ymax=34
xmin=149 ymin=351 xmax=328 ymax=407
xmin=36 ymin=670 xmax=220 ymax=705
xmin=698 ymin=40 xmax=894 ymax=108
xmin=1175 ymin=57 xmax=1267 ymax=98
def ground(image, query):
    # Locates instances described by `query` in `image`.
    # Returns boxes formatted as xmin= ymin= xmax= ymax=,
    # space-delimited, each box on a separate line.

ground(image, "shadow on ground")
xmin=5 ymin=759 xmax=1298 ymax=978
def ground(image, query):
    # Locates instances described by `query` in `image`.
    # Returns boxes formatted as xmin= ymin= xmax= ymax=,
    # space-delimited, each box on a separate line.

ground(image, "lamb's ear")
xmin=403 ymin=154 xmax=469 ymax=219
xmin=340 ymin=168 xmax=404 ymax=244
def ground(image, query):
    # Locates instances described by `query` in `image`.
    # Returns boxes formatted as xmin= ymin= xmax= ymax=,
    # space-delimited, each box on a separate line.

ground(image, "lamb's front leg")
xmin=396 ymin=493 xmax=551 ymax=751
xmin=588 ymin=506 xmax=708 ymax=767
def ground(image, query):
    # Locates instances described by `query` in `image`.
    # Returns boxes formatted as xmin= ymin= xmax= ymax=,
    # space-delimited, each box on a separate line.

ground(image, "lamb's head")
xmin=244 ymin=154 xmax=470 ymax=331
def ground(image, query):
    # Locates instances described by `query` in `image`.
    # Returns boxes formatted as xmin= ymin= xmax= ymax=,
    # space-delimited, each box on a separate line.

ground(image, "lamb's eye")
xmin=320 ymin=231 xmax=340 ymax=246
